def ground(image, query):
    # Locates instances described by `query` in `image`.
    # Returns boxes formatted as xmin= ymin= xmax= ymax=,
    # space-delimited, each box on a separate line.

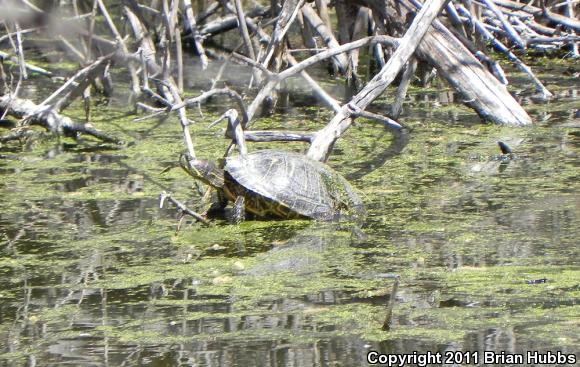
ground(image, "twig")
xmin=481 ymin=0 xmax=527 ymax=48
xmin=308 ymin=0 xmax=449 ymax=162
xmin=176 ymin=87 xmax=249 ymax=124
xmin=160 ymin=191 xmax=210 ymax=225
xmin=96 ymin=0 xmax=140 ymax=97
xmin=233 ymin=0 xmax=257 ymax=61
xmin=246 ymin=35 xmax=400 ymax=125
xmin=183 ymin=0 xmax=209 ymax=69
xmin=458 ymin=4 xmax=553 ymax=99
xmin=391 ymin=58 xmax=418 ymax=118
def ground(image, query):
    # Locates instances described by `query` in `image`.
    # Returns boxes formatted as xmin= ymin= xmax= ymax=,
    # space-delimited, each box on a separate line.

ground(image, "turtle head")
xmin=180 ymin=154 xmax=225 ymax=188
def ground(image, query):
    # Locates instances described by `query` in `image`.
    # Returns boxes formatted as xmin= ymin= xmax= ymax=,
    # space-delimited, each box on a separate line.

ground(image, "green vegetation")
xmin=1 ymin=61 xmax=579 ymax=365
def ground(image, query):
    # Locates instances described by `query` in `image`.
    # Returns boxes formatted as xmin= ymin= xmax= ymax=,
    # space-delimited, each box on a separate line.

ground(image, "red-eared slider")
xmin=180 ymin=110 xmax=362 ymax=221
xmin=181 ymin=149 xmax=362 ymax=220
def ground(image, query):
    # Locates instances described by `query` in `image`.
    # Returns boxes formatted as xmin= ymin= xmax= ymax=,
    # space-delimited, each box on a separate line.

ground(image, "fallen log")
xmin=363 ymin=0 xmax=534 ymax=126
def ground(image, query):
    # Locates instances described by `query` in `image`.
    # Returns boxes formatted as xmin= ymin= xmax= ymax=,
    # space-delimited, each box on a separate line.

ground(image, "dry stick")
xmin=170 ymin=0 xmax=180 ymax=41
xmin=78 ymin=10 xmax=100 ymax=114
xmin=0 ymin=28 xmax=36 ymax=44
xmin=52 ymin=58 xmax=111 ymax=112
xmin=245 ymin=10 xmax=343 ymax=115
xmin=233 ymin=0 xmax=257 ymax=60
xmin=182 ymin=0 xmax=209 ymax=69
xmin=229 ymin=0 xmax=263 ymax=88
xmin=246 ymin=52 xmax=403 ymax=130
xmin=246 ymin=35 xmax=400 ymax=125
xmin=196 ymin=1 xmax=221 ymax=24
xmin=175 ymin=27 xmax=184 ymax=93
xmin=525 ymin=19 xmax=559 ymax=36
xmin=72 ymin=0 xmax=88 ymax=56
xmin=124 ymin=4 xmax=196 ymax=159
xmin=457 ymin=5 xmax=553 ymax=99
xmin=296 ymin=10 xmax=318 ymax=54
xmin=210 ymin=109 xmax=316 ymax=144
xmin=446 ymin=2 xmax=469 ymax=38
xmin=444 ymin=12 xmax=509 ymax=84
xmin=38 ymin=56 xmax=110 ymax=111
xmin=162 ymin=0 xmax=174 ymax=41
xmin=161 ymin=3 xmax=173 ymax=82
xmin=261 ymin=0 xmax=305 ymax=68
xmin=0 ymin=22 xmax=27 ymax=121
xmin=347 ymin=7 xmax=371 ymax=94
xmin=550 ymin=0 xmax=580 ymax=8
xmin=301 ymin=3 xmax=348 ymax=73
xmin=372 ymin=36 xmax=387 ymax=69
xmin=96 ymin=0 xmax=140 ymax=97
xmin=307 ymin=0 xmax=449 ymax=162
xmin=159 ymin=191 xmax=210 ymax=225
xmin=59 ymin=36 xmax=86 ymax=63
xmin=198 ymin=6 xmax=269 ymax=37
xmin=480 ymin=5 xmax=533 ymax=20
xmin=314 ymin=0 xmax=332 ymax=30
xmin=175 ymin=87 xmax=250 ymax=123
xmin=525 ymin=35 xmax=580 ymax=44
xmin=0 ymin=52 xmax=51 ymax=77
xmin=0 ymin=95 xmax=121 ymax=143
xmin=543 ymin=9 xmax=580 ymax=32
xmin=481 ymin=0 xmax=527 ymax=48
xmin=13 ymin=21 xmax=27 ymax=81
xmin=493 ymin=0 xmax=580 ymax=31
xmin=394 ymin=2 xmax=529 ymax=125
xmin=232 ymin=52 xmax=273 ymax=77
xmin=390 ymin=58 xmax=418 ymax=118
xmin=509 ymin=16 xmax=539 ymax=37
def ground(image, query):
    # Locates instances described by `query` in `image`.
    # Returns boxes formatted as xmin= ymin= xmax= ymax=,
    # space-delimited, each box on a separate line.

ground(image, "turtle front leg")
xmin=233 ymin=196 xmax=246 ymax=224
xmin=205 ymin=189 xmax=228 ymax=215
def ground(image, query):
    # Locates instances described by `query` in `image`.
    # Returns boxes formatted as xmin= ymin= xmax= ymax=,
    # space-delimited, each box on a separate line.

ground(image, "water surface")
xmin=0 ymin=58 xmax=579 ymax=366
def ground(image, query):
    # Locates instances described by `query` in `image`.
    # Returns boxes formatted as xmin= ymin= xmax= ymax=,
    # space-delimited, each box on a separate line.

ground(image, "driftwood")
xmin=364 ymin=0 xmax=534 ymax=125
xmin=1 ymin=0 xmax=578 ymax=212
xmin=308 ymin=0 xmax=451 ymax=161
xmin=0 ymin=95 xmax=121 ymax=144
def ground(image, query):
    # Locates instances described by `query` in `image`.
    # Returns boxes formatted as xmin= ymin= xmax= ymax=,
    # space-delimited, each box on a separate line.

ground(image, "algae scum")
xmin=1 ymin=64 xmax=579 ymax=366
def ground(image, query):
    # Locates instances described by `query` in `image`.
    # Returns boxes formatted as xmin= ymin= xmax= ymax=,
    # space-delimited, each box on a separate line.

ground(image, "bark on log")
xmin=364 ymin=0 xmax=533 ymax=126
xmin=416 ymin=20 xmax=534 ymax=123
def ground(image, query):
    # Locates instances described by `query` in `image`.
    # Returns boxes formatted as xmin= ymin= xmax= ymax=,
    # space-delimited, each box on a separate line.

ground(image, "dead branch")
xmin=307 ymin=0 xmax=450 ymax=162
xmin=0 ymin=95 xmax=122 ymax=144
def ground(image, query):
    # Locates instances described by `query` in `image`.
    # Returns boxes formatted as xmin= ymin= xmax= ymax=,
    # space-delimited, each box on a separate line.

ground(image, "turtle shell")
xmin=224 ymin=150 xmax=362 ymax=220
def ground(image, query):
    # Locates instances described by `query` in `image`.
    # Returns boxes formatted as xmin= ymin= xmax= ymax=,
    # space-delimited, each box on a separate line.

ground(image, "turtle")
xmin=180 ymin=109 xmax=363 ymax=221
xmin=180 ymin=149 xmax=363 ymax=220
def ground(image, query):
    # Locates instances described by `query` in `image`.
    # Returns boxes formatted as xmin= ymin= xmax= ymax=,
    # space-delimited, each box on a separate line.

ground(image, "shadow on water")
xmin=346 ymin=128 xmax=410 ymax=181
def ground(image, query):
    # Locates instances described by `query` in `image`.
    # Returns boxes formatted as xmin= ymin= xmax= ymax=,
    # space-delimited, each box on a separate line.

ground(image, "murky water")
xmin=0 ymin=59 xmax=579 ymax=366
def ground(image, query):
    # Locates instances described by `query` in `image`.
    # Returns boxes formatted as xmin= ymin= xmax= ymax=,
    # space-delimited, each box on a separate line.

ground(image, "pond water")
xmin=0 ymin=57 xmax=579 ymax=366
